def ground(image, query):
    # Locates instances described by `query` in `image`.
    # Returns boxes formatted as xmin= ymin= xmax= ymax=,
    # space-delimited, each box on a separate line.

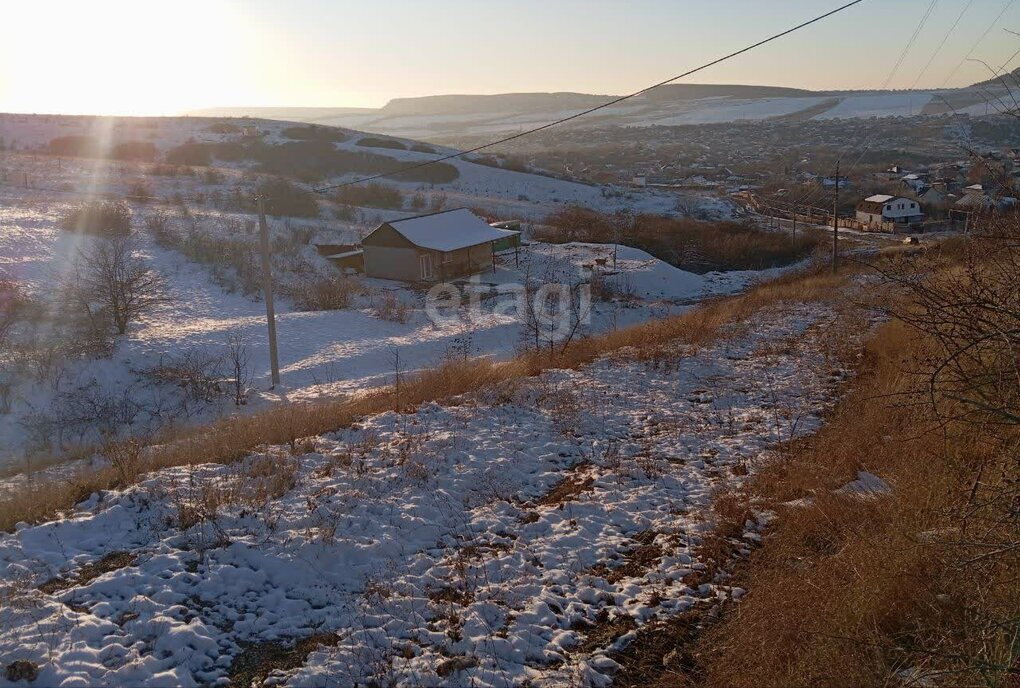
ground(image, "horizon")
xmin=3 ymin=0 xmax=1020 ymax=117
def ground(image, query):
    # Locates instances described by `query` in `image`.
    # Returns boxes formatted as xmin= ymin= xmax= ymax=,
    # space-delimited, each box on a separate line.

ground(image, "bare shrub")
xmin=257 ymin=177 xmax=320 ymax=218
xmin=143 ymin=208 xmax=174 ymax=244
xmin=60 ymin=201 xmax=132 ymax=236
xmin=373 ymin=292 xmax=412 ymax=323
xmin=65 ymin=236 xmax=167 ymax=334
xmin=287 ymin=273 xmax=358 ymax=311
xmin=144 ymin=349 xmax=225 ymax=404
xmin=105 ymin=438 xmax=145 ymax=485
xmin=541 ymin=206 xmax=819 ymax=272
xmin=226 ymin=333 xmax=251 ymax=406
xmin=332 ymin=183 xmax=404 ymax=210
xmin=0 ymin=278 xmax=23 ymax=350
xmin=126 ymin=180 xmax=152 ymax=201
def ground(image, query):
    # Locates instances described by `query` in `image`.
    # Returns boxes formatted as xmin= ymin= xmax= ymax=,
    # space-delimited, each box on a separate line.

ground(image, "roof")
xmin=325 ymin=249 xmax=363 ymax=260
xmin=865 ymin=194 xmax=894 ymax=203
xmin=381 ymin=208 xmax=518 ymax=252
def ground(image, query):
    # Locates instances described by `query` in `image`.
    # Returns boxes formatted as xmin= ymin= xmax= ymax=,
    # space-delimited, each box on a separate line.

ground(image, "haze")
xmin=3 ymin=0 xmax=1020 ymax=116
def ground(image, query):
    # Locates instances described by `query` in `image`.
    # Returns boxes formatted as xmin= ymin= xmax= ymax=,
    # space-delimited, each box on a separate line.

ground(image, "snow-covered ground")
xmin=0 ymin=299 xmax=859 ymax=687
xmin=0 ymin=149 xmax=749 ymax=469
xmin=0 ymin=113 xmax=702 ymax=221
xmin=812 ymin=92 xmax=934 ymax=120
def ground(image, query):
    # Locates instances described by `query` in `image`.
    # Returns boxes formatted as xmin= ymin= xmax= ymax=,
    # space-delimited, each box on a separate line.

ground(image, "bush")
xmin=126 ymin=181 xmax=153 ymax=201
xmin=61 ymin=201 xmax=132 ymax=236
xmin=332 ymin=183 xmax=403 ymax=210
xmin=47 ymin=135 xmax=100 ymax=157
xmin=257 ymin=177 xmax=320 ymax=218
xmin=111 ymin=141 xmax=157 ymax=162
xmin=373 ymin=292 xmax=412 ymax=323
xmin=207 ymin=122 xmax=240 ymax=134
xmin=288 ymin=274 xmax=358 ymax=311
xmin=281 ymin=125 xmax=347 ymax=142
xmin=357 ymin=136 xmax=406 ymax=151
xmin=165 ymin=139 xmax=459 ymax=184
xmin=539 ymin=207 xmax=819 ymax=273
xmin=165 ymin=141 xmax=212 ymax=166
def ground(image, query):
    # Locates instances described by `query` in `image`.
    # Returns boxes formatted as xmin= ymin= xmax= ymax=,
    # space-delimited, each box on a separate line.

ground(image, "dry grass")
xmin=0 ymin=264 xmax=852 ymax=532
xmin=692 ymin=319 xmax=1019 ymax=688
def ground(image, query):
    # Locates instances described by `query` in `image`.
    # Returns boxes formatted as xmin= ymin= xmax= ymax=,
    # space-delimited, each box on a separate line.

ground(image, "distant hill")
xmin=186 ymin=81 xmax=1005 ymax=143
xmin=187 ymin=106 xmax=375 ymax=122
xmin=638 ymin=83 xmax=819 ymax=102
xmin=379 ymin=92 xmax=613 ymax=116
xmin=969 ymin=67 xmax=1020 ymax=89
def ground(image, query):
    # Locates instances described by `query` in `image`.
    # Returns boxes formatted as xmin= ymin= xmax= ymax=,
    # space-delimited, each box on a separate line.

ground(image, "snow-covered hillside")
xmin=0 ymin=125 xmax=749 ymax=470
xmin=0 ymin=113 xmax=708 ymax=221
xmin=0 ymin=298 xmax=860 ymax=687
xmin=203 ymin=89 xmax=977 ymax=141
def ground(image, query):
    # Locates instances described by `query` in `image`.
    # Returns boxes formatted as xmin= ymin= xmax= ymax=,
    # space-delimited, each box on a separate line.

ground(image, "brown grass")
xmin=0 ymin=264 xmax=853 ymax=532
xmin=691 ymin=319 xmax=1019 ymax=688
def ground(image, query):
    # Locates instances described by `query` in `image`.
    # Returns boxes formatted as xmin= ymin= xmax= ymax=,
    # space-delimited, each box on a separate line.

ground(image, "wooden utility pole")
xmin=832 ymin=161 xmax=840 ymax=274
xmin=257 ymin=195 xmax=281 ymax=387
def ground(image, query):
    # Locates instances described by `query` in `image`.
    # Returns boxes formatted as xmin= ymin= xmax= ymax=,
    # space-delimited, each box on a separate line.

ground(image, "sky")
xmin=2 ymin=0 xmax=1020 ymax=116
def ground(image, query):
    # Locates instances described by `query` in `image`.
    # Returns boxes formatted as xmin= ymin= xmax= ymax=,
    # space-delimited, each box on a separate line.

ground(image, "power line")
xmin=909 ymin=0 xmax=975 ymax=91
xmin=311 ymin=0 xmax=868 ymax=194
xmin=774 ymin=0 xmax=939 ymax=218
xmin=943 ymin=0 xmax=1016 ymax=85
xmin=889 ymin=0 xmax=941 ymax=90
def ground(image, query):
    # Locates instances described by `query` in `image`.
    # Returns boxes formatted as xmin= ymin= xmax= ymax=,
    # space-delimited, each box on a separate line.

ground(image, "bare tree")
xmin=67 ymin=236 xmax=167 ymax=335
xmin=0 ymin=278 xmax=22 ymax=350
xmin=226 ymin=333 xmax=251 ymax=406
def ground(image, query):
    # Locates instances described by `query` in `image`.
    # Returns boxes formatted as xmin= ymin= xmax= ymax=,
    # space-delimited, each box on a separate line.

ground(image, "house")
xmin=855 ymin=194 xmax=924 ymax=229
xmin=361 ymin=208 xmax=521 ymax=282
xmin=915 ymin=186 xmax=947 ymax=207
xmin=900 ymin=173 xmax=928 ymax=193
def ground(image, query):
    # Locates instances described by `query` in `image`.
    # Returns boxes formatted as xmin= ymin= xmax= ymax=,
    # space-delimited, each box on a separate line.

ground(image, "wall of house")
xmin=882 ymin=198 xmax=923 ymax=221
xmin=439 ymin=243 xmax=493 ymax=280
xmin=363 ymin=246 xmax=423 ymax=281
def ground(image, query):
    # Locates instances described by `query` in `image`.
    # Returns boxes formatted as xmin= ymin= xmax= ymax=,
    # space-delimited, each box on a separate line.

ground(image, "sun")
xmin=0 ymin=1 xmax=256 ymax=116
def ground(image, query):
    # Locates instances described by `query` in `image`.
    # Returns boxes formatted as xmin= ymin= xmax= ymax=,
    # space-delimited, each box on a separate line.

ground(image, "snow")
xmin=0 ymin=300 xmax=861 ymax=687
xmin=813 ymin=93 xmax=934 ymax=120
xmin=865 ymin=194 xmax=894 ymax=203
xmin=632 ymin=96 xmax=833 ymax=127
xmin=0 ymin=179 xmax=751 ymax=468
xmin=383 ymin=208 xmax=517 ymax=252
xmin=0 ymin=113 xmax=743 ymax=466
xmin=836 ymin=471 xmax=892 ymax=498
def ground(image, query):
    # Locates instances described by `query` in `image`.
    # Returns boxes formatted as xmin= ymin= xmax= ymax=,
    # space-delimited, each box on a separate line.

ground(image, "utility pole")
xmin=832 ymin=161 xmax=840 ymax=274
xmin=257 ymin=195 xmax=281 ymax=388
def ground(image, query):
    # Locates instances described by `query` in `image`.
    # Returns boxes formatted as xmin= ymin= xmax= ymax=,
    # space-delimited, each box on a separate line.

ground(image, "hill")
xmin=188 ymin=85 xmax=999 ymax=142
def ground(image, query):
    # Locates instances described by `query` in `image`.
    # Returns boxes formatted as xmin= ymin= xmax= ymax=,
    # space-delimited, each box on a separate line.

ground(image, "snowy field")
xmin=812 ymin=92 xmax=934 ymax=120
xmin=0 ymin=180 xmax=761 ymax=468
xmin=0 ymin=115 xmax=745 ymax=469
xmin=0 ymin=299 xmax=861 ymax=687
